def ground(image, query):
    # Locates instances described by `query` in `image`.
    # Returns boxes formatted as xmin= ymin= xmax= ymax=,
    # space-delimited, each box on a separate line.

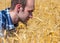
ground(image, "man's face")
xmin=18 ymin=0 xmax=34 ymax=23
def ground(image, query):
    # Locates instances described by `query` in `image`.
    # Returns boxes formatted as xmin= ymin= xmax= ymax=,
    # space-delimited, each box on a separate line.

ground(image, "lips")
xmin=26 ymin=17 xmax=30 ymax=21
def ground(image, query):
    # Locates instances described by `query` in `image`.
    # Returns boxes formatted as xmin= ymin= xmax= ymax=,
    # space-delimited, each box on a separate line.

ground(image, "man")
xmin=0 ymin=0 xmax=35 ymax=37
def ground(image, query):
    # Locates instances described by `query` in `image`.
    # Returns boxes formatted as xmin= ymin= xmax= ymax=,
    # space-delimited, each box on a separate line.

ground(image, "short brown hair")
xmin=10 ymin=0 xmax=27 ymax=10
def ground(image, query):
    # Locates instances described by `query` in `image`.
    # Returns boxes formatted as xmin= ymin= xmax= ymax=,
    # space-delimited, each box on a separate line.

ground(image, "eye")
xmin=28 ymin=11 xmax=31 ymax=13
xmin=28 ymin=10 xmax=33 ymax=13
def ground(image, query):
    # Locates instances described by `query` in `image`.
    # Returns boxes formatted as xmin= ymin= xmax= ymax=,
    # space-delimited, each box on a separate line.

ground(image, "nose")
xmin=29 ymin=14 xmax=33 ymax=18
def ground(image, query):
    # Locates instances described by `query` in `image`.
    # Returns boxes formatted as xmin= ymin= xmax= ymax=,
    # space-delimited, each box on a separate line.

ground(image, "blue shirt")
xmin=0 ymin=8 xmax=15 ymax=30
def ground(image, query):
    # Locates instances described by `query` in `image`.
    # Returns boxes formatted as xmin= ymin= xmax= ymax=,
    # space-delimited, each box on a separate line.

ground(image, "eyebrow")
xmin=31 ymin=10 xmax=34 ymax=12
xmin=28 ymin=10 xmax=34 ymax=12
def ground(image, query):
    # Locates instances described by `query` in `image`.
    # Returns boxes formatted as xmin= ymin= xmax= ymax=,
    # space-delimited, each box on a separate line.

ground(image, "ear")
xmin=15 ymin=4 xmax=22 ymax=11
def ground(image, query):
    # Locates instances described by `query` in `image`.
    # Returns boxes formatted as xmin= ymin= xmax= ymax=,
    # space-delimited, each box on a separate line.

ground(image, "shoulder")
xmin=0 ymin=8 xmax=10 ymax=15
xmin=0 ymin=9 xmax=6 ymax=14
xmin=0 ymin=10 xmax=6 ymax=19
xmin=0 ymin=9 xmax=6 ymax=17
xmin=0 ymin=8 xmax=10 ymax=18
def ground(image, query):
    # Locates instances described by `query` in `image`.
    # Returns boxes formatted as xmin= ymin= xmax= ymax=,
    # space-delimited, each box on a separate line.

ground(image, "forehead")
xmin=26 ymin=0 xmax=34 ymax=10
xmin=27 ymin=0 xmax=34 ymax=6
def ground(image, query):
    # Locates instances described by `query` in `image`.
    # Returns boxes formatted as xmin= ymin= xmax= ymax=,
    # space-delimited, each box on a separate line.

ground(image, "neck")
xmin=9 ymin=10 xmax=19 ymax=24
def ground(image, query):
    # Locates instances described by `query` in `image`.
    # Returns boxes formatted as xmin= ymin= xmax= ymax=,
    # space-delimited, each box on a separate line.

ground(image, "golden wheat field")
xmin=0 ymin=0 xmax=60 ymax=43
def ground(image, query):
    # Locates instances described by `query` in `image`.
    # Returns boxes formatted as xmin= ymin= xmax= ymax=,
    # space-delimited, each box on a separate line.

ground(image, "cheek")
xmin=23 ymin=11 xmax=29 ymax=17
xmin=24 ymin=8 xmax=29 ymax=16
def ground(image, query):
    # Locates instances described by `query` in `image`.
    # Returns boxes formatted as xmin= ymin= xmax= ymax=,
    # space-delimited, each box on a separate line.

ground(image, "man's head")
xmin=11 ymin=0 xmax=27 ymax=10
xmin=10 ymin=0 xmax=35 ymax=24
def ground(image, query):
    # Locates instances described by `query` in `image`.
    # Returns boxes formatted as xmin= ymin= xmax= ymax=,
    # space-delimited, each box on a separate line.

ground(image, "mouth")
xmin=26 ymin=17 xmax=30 ymax=21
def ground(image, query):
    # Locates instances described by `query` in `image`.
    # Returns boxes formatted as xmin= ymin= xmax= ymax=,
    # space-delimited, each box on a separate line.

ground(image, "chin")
xmin=20 ymin=19 xmax=28 ymax=25
xmin=14 ymin=21 xmax=18 ymax=24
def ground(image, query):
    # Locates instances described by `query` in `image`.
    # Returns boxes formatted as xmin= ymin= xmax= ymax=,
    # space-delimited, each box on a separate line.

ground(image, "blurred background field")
xmin=0 ymin=0 xmax=60 ymax=43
